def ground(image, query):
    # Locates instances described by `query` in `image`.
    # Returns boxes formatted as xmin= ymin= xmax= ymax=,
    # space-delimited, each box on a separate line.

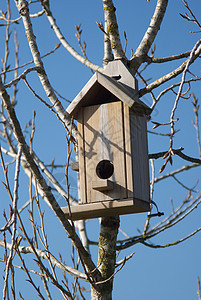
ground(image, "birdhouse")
xmin=62 ymin=60 xmax=152 ymax=220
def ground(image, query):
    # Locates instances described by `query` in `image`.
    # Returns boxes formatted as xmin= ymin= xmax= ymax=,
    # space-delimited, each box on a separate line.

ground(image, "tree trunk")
xmin=91 ymin=216 xmax=120 ymax=299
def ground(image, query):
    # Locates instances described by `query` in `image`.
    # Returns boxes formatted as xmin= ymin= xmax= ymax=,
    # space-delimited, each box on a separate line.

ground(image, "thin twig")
xmin=169 ymin=39 xmax=201 ymax=150
xmin=23 ymin=78 xmax=78 ymax=145
xmin=180 ymin=0 xmax=201 ymax=29
xmin=40 ymin=1 xmax=102 ymax=71
xmin=142 ymin=227 xmax=201 ymax=248
xmin=4 ymin=67 xmax=40 ymax=88
xmin=139 ymin=43 xmax=201 ymax=97
xmin=3 ymin=145 xmax=22 ymax=300
xmin=148 ymin=50 xmax=191 ymax=63
xmin=144 ymin=159 xmax=155 ymax=234
xmin=96 ymin=256 xmax=127 ymax=285
xmin=149 ymin=147 xmax=201 ymax=164
xmin=197 ymin=277 xmax=201 ymax=300
xmin=192 ymin=93 xmax=201 ymax=157
xmin=0 ymin=43 xmax=61 ymax=76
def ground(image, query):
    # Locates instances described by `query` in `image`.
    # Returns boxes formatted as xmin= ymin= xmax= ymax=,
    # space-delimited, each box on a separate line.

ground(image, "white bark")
xmin=103 ymin=0 xmax=125 ymax=60
xmin=0 ymin=239 xmax=88 ymax=280
xmin=139 ymin=42 xmax=201 ymax=97
xmin=14 ymin=0 xmax=78 ymax=139
xmin=0 ymin=75 xmax=101 ymax=284
xmin=130 ymin=0 xmax=168 ymax=71
xmin=44 ymin=11 xmax=102 ymax=72
xmin=102 ymin=1 xmax=114 ymax=65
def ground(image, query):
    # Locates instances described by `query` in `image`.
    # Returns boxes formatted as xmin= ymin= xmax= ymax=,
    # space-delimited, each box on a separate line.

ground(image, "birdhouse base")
xmin=62 ymin=198 xmax=150 ymax=221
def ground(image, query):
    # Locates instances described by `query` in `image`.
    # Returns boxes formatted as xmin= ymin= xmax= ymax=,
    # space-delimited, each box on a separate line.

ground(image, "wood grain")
xmin=62 ymin=198 xmax=150 ymax=220
xmin=82 ymin=101 xmax=127 ymax=203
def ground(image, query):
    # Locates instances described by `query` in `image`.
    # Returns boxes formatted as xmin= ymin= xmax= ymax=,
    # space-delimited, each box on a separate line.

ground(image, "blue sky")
xmin=0 ymin=0 xmax=201 ymax=299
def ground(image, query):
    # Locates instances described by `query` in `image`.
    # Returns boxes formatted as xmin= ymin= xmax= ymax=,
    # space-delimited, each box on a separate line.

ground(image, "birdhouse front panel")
xmin=78 ymin=101 xmax=128 ymax=204
xmin=77 ymin=100 xmax=150 ymax=207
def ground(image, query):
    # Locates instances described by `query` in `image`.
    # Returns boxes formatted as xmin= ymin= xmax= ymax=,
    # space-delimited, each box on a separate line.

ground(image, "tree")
xmin=0 ymin=0 xmax=201 ymax=299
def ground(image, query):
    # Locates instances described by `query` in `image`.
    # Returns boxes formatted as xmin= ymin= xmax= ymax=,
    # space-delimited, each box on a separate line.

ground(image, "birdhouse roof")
xmin=66 ymin=62 xmax=151 ymax=119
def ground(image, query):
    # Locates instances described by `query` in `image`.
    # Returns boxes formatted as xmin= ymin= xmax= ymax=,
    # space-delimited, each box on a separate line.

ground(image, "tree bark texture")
xmin=14 ymin=0 xmax=78 ymax=139
xmin=0 ymin=77 xmax=102 ymax=285
xmin=91 ymin=216 xmax=120 ymax=300
xmin=130 ymin=0 xmax=168 ymax=72
xmin=103 ymin=0 xmax=125 ymax=60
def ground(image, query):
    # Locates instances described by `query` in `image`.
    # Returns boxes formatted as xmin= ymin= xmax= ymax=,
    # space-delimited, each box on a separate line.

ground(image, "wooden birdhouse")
xmin=62 ymin=60 xmax=152 ymax=220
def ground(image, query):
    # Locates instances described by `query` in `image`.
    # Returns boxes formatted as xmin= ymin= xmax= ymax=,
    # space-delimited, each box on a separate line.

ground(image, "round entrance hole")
xmin=96 ymin=160 xmax=114 ymax=180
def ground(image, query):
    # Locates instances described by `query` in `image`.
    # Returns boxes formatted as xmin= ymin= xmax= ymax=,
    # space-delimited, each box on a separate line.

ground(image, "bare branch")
xmin=3 ymin=145 xmax=22 ymax=300
xmin=40 ymin=1 xmax=102 ymax=71
xmin=152 ymin=78 xmax=199 ymax=110
xmin=0 ymin=76 xmax=102 ymax=285
xmin=139 ymin=41 xmax=201 ymax=97
xmin=198 ymin=277 xmax=201 ymax=300
xmin=102 ymin=2 xmax=114 ymax=65
xmin=75 ymin=24 xmax=94 ymax=74
xmin=149 ymin=194 xmax=201 ymax=235
xmin=102 ymin=0 xmax=125 ymax=60
xmin=23 ymin=78 xmax=78 ymax=146
xmin=0 ymin=43 xmax=61 ymax=76
xmin=136 ymin=70 xmax=157 ymax=104
xmin=117 ymin=194 xmax=201 ymax=250
xmin=1 ymin=139 xmax=89 ymax=262
xmin=123 ymin=31 xmax=127 ymax=55
xmin=142 ymin=227 xmax=201 ymax=248
xmin=149 ymin=50 xmax=191 ymax=63
xmin=14 ymin=0 xmax=78 ymax=140
xmin=172 ymin=175 xmax=201 ymax=194
xmin=130 ymin=0 xmax=168 ymax=72
xmin=149 ymin=147 xmax=201 ymax=164
xmin=192 ymin=93 xmax=201 ymax=157
xmin=96 ymin=252 xmax=133 ymax=285
xmin=0 ymin=146 xmax=77 ymax=206
xmin=0 ymin=212 xmax=13 ymax=233
xmin=180 ymin=0 xmax=201 ymax=30
xmin=115 ymin=252 xmax=135 ymax=267
xmin=144 ymin=159 xmax=155 ymax=234
xmin=154 ymin=163 xmax=200 ymax=183
xmin=169 ymin=40 xmax=201 ymax=152
xmin=0 ymin=240 xmax=88 ymax=281
xmin=0 ymin=9 xmax=44 ymax=25
xmin=4 ymin=66 xmax=39 ymax=88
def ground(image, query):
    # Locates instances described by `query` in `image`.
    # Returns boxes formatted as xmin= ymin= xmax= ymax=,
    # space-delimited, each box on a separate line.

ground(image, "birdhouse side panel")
xmin=78 ymin=102 xmax=128 ymax=204
xmin=77 ymin=108 xmax=87 ymax=204
xmin=123 ymin=104 xmax=135 ymax=198
xmin=130 ymin=113 xmax=150 ymax=203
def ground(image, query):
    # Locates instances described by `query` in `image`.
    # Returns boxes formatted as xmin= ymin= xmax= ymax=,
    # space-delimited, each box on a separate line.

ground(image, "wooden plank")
xmin=131 ymin=114 xmax=150 ymax=202
xmin=121 ymin=102 xmax=128 ymax=199
xmin=123 ymin=103 xmax=134 ymax=198
xmin=66 ymin=74 xmax=97 ymax=118
xmin=83 ymin=101 xmax=127 ymax=203
xmin=97 ymin=72 xmax=151 ymax=114
xmin=61 ymin=198 xmax=150 ymax=220
xmin=71 ymin=161 xmax=79 ymax=172
xmin=103 ymin=60 xmax=137 ymax=89
xmin=140 ymin=116 xmax=150 ymax=203
xmin=92 ymin=179 xmax=113 ymax=191
xmin=66 ymin=71 xmax=151 ymax=119
xmin=97 ymin=72 xmax=137 ymax=108
xmin=136 ymin=115 xmax=143 ymax=199
xmin=137 ymin=115 xmax=150 ymax=202
xmin=131 ymin=113 xmax=143 ymax=200
xmin=77 ymin=108 xmax=87 ymax=204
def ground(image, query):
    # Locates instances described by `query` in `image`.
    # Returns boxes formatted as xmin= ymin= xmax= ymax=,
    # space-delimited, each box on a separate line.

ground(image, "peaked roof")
xmin=66 ymin=61 xmax=151 ymax=119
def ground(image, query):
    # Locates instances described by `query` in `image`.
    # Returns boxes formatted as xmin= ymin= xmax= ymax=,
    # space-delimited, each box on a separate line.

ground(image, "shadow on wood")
xmin=63 ymin=60 xmax=151 ymax=220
